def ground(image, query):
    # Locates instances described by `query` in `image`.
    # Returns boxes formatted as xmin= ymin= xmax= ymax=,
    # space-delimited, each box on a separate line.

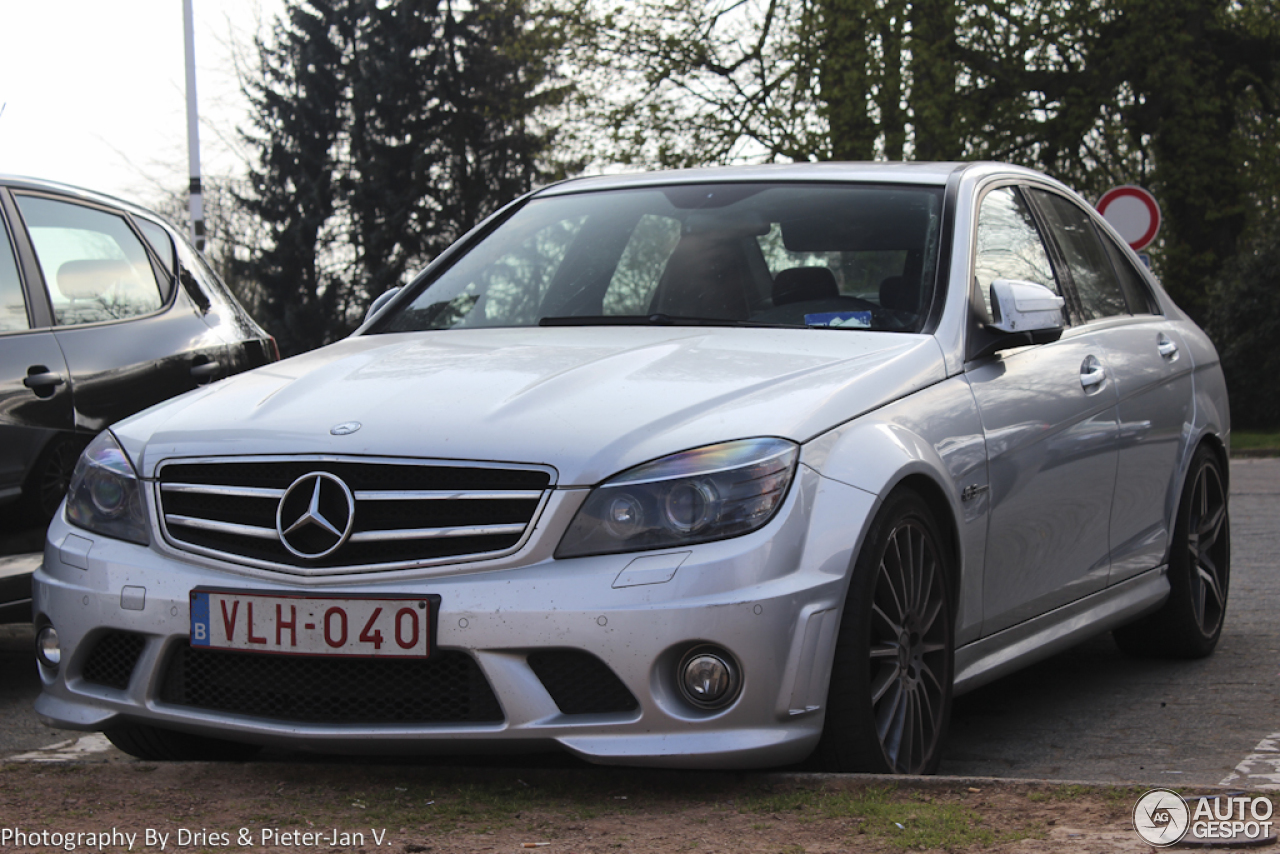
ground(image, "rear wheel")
xmin=817 ymin=491 xmax=954 ymax=774
xmin=1113 ymin=445 xmax=1229 ymax=659
xmin=104 ymin=723 xmax=262 ymax=762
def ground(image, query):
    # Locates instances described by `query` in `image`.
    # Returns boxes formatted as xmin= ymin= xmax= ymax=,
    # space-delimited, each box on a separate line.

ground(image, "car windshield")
xmin=380 ymin=182 xmax=945 ymax=334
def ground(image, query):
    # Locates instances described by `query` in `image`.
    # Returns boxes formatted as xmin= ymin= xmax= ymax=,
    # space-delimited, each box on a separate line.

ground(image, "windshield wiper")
xmin=539 ymin=314 xmax=778 ymax=328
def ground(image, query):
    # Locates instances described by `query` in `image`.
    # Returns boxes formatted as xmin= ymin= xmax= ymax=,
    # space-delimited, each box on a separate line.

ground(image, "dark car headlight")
xmin=556 ymin=438 xmax=799 ymax=558
xmin=65 ymin=431 xmax=150 ymax=545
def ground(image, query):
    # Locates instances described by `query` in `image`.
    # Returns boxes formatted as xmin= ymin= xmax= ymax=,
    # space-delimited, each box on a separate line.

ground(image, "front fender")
xmin=801 ymin=376 xmax=989 ymax=644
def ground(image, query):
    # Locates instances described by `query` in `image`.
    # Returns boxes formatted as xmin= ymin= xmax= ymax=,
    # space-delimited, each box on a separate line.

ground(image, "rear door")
xmin=10 ymin=191 xmax=229 ymax=434
xmin=0 ymin=194 xmax=73 ymax=503
xmin=1025 ymin=188 xmax=1193 ymax=584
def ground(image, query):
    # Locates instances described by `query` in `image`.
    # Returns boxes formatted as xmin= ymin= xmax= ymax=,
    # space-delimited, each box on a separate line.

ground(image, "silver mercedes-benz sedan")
xmin=32 ymin=162 xmax=1229 ymax=773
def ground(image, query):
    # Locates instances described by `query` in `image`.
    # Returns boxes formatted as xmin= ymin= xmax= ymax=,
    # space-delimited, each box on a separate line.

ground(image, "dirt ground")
xmin=1 ymin=760 xmax=1262 ymax=854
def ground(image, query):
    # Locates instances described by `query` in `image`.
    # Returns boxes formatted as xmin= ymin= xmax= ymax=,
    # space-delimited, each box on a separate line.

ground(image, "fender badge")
xmin=330 ymin=421 xmax=362 ymax=436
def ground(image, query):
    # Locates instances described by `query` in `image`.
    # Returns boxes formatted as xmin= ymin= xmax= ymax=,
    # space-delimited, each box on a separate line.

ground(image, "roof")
xmin=534 ymin=161 xmax=1050 ymax=197
xmin=0 ymin=173 xmax=163 ymax=221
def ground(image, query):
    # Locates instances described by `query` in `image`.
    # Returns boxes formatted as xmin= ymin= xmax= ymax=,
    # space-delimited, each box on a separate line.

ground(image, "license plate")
xmin=190 ymin=589 xmax=437 ymax=658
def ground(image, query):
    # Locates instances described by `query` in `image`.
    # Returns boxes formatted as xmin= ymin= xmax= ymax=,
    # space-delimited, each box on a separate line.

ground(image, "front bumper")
xmin=33 ymin=465 xmax=875 ymax=769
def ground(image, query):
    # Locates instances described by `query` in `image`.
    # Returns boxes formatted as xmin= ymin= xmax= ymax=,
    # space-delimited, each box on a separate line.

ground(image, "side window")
xmin=974 ymin=186 xmax=1059 ymax=319
xmin=0 ymin=218 xmax=29 ymax=332
xmin=1030 ymin=190 xmax=1129 ymax=322
xmin=1100 ymin=231 xmax=1159 ymax=314
xmin=15 ymin=195 xmax=164 ymax=326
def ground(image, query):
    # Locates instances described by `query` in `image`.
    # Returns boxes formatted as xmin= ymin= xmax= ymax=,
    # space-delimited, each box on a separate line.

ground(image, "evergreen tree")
xmin=238 ymin=0 xmax=569 ymax=356
xmin=238 ymin=0 xmax=352 ymax=358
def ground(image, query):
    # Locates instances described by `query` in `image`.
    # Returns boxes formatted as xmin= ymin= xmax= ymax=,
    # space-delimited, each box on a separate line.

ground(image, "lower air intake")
xmin=159 ymin=645 xmax=504 ymax=724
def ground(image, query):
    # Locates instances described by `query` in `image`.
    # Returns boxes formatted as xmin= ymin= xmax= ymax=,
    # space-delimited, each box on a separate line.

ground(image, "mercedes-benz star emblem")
xmin=331 ymin=421 xmax=362 ymax=436
xmin=276 ymin=472 xmax=356 ymax=559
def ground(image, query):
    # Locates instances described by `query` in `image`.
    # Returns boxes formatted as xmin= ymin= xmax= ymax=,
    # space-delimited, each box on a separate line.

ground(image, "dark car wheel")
xmin=22 ymin=435 xmax=89 ymax=525
xmin=1114 ymin=445 xmax=1230 ymax=659
xmin=104 ymin=722 xmax=262 ymax=762
xmin=817 ymin=490 xmax=954 ymax=774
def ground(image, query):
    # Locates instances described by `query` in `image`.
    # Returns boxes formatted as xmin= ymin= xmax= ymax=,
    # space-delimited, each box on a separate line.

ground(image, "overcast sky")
xmin=0 ymin=0 xmax=283 ymax=207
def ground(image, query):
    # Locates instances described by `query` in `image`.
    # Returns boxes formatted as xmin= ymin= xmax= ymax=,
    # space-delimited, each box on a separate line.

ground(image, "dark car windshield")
xmin=379 ymin=182 xmax=945 ymax=334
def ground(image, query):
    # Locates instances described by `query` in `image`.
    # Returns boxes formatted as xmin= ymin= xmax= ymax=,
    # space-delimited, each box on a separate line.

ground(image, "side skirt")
xmin=953 ymin=566 xmax=1169 ymax=696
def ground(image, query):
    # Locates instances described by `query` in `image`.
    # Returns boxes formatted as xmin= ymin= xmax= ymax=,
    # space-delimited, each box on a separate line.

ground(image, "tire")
xmin=1113 ymin=445 xmax=1230 ymax=659
xmin=21 ymin=435 xmax=90 ymax=525
xmin=816 ymin=490 xmax=954 ymax=774
xmin=104 ymin=723 xmax=262 ymax=762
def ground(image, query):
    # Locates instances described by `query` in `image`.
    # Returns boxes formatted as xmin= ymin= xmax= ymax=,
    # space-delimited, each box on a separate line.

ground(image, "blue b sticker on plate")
xmin=805 ymin=311 xmax=873 ymax=328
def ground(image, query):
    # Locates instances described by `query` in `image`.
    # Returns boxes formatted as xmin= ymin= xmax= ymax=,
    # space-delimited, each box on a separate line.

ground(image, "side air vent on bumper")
xmin=527 ymin=650 xmax=639 ymax=715
xmin=81 ymin=631 xmax=147 ymax=690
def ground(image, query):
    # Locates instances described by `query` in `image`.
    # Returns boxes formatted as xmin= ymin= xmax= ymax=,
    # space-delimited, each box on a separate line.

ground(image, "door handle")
xmin=190 ymin=360 xmax=222 ymax=380
xmin=23 ymin=366 xmax=65 ymax=397
xmin=1080 ymin=356 xmax=1106 ymax=390
xmin=1157 ymin=334 xmax=1179 ymax=360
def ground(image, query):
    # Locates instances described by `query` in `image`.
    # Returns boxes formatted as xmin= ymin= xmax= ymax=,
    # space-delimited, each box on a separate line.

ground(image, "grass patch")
xmin=740 ymin=785 xmax=1033 ymax=849
xmin=1233 ymin=430 xmax=1280 ymax=452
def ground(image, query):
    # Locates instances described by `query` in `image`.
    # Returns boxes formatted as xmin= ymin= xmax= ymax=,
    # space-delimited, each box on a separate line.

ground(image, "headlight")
xmin=65 ymin=431 xmax=150 ymax=545
xmin=556 ymin=438 xmax=799 ymax=558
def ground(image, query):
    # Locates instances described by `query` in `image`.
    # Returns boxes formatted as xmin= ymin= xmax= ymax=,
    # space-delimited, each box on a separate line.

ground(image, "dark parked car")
xmin=1 ymin=175 xmax=277 ymax=621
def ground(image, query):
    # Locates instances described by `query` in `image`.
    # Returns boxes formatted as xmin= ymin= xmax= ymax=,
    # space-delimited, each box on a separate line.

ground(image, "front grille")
xmin=159 ymin=644 xmax=504 ymax=724
xmin=156 ymin=457 xmax=553 ymax=575
xmin=81 ymin=631 xmax=146 ymax=690
xmin=528 ymin=650 xmax=639 ymax=715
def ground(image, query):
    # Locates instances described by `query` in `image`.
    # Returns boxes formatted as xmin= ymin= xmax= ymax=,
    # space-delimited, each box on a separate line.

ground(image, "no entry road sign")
xmin=1097 ymin=186 xmax=1161 ymax=251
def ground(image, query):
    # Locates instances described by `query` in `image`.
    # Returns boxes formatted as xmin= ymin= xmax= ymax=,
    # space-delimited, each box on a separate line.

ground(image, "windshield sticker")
xmin=804 ymin=311 xmax=873 ymax=328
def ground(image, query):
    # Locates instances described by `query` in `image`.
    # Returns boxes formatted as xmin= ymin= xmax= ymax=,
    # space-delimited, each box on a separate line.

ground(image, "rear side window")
xmin=15 ymin=195 xmax=164 ymax=326
xmin=0 ymin=217 xmax=28 ymax=332
xmin=1030 ymin=190 xmax=1129 ymax=322
xmin=1100 ymin=232 xmax=1159 ymax=314
xmin=136 ymin=218 xmax=176 ymax=275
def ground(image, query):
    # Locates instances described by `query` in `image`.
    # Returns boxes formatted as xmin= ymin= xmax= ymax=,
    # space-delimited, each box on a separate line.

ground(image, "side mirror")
xmin=988 ymin=279 xmax=1064 ymax=334
xmin=364 ymin=287 xmax=402 ymax=324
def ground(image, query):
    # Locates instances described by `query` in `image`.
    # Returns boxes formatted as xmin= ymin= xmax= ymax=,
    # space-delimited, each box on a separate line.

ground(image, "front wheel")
xmin=1113 ymin=445 xmax=1230 ymax=659
xmin=816 ymin=490 xmax=954 ymax=774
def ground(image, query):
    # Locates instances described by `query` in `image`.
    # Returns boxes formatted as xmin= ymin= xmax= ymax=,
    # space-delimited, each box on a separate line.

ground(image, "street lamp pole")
xmin=183 ymin=0 xmax=204 ymax=251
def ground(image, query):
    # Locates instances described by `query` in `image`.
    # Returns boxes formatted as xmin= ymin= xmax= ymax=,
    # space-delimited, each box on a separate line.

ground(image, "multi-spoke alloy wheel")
xmin=1114 ymin=445 xmax=1230 ymax=659
xmin=1186 ymin=455 xmax=1229 ymax=637
xmin=23 ymin=436 xmax=89 ymax=525
xmin=818 ymin=490 xmax=954 ymax=774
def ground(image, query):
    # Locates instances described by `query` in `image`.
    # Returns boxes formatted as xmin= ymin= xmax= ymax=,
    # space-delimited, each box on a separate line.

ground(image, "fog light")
xmin=678 ymin=646 xmax=741 ymax=710
xmin=36 ymin=626 xmax=61 ymax=669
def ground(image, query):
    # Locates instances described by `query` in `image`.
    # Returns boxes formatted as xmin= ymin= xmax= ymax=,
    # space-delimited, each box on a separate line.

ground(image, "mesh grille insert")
xmin=159 ymin=645 xmax=504 ymax=724
xmin=527 ymin=650 xmax=639 ymax=715
xmin=81 ymin=632 xmax=146 ymax=690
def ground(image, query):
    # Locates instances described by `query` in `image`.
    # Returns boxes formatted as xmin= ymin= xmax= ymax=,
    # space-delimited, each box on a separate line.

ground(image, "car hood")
xmin=115 ymin=326 xmax=946 ymax=485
